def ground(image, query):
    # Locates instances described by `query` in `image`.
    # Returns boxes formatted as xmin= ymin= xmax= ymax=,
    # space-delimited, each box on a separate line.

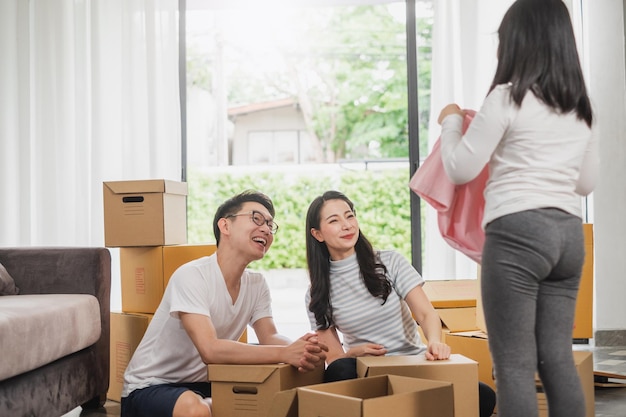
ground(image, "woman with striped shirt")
xmin=304 ymin=190 xmax=496 ymax=417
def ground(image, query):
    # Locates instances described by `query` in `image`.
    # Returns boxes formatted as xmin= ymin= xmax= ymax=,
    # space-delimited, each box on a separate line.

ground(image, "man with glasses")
xmin=121 ymin=190 xmax=328 ymax=417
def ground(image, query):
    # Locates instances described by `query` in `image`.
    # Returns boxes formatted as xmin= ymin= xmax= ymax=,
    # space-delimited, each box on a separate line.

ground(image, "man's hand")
xmin=297 ymin=333 xmax=329 ymax=372
xmin=282 ymin=332 xmax=328 ymax=372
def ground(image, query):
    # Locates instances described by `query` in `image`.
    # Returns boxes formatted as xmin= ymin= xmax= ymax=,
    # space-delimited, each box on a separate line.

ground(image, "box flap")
xmin=298 ymin=375 xmax=455 ymax=417
xmin=104 ymin=179 xmax=188 ymax=196
xmin=356 ymin=353 xmax=476 ymax=377
xmin=423 ymin=279 xmax=477 ymax=308
xmin=207 ymin=364 xmax=280 ymax=384
xmin=438 ymin=307 xmax=479 ymax=332
xmin=268 ymin=388 xmax=299 ymax=417
xmin=447 ymin=330 xmax=488 ymax=339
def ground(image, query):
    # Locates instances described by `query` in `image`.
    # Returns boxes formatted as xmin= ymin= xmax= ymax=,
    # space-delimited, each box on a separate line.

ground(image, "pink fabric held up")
xmin=409 ymin=110 xmax=488 ymax=264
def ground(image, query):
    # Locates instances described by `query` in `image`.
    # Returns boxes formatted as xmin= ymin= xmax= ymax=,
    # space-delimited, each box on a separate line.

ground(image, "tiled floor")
xmin=64 ymin=345 xmax=626 ymax=417
xmin=578 ymin=344 xmax=626 ymax=417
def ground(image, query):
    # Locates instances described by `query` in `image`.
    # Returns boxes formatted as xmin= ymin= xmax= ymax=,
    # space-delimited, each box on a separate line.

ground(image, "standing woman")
xmin=437 ymin=1 xmax=598 ymax=416
xmin=305 ymin=190 xmax=497 ymax=417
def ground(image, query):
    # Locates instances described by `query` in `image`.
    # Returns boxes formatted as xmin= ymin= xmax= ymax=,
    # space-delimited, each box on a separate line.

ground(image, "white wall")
xmin=584 ymin=0 xmax=626 ymax=337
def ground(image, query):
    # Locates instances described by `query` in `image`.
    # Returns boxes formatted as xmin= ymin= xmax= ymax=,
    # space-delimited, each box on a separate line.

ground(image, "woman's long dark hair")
xmin=490 ymin=0 xmax=592 ymax=127
xmin=305 ymin=190 xmax=392 ymax=330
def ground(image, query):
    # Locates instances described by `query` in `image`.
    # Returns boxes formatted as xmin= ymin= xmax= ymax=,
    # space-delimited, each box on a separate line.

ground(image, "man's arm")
xmin=180 ymin=312 xmax=325 ymax=371
xmin=252 ymin=316 xmax=328 ymax=372
xmin=251 ymin=316 xmax=291 ymax=345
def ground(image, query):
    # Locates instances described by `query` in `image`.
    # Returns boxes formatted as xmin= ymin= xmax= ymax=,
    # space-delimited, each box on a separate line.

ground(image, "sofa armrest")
xmin=0 ymin=247 xmax=111 ymax=410
xmin=0 ymin=247 xmax=110 ymax=298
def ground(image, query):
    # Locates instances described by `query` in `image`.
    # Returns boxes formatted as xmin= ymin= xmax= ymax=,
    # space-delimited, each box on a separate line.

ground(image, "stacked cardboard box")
xmin=103 ymin=179 xmax=219 ymax=401
xmin=108 ymin=312 xmax=153 ymax=401
xmin=103 ymin=179 xmax=188 ymax=247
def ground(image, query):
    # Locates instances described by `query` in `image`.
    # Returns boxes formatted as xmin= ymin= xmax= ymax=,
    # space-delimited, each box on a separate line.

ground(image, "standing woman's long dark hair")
xmin=306 ymin=191 xmax=392 ymax=330
xmin=490 ymin=0 xmax=592 ymax=127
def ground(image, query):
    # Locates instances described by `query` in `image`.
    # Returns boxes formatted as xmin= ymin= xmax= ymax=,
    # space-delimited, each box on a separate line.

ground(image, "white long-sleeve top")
xmin=440 ymin=83 xmax=599 ymax=228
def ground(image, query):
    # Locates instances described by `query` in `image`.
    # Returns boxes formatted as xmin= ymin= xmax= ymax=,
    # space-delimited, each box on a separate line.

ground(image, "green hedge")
xmin=187 ymin=166 xmax=421 ymax=270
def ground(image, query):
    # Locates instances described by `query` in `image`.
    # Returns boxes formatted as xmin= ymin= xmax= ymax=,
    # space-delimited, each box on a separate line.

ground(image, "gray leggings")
xmin=481 ymin=208 xmax=586 ymax=417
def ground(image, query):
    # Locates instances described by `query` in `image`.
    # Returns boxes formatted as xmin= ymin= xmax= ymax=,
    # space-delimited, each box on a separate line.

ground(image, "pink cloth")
xmin=409 ymin=110 xmax=488 ymax=263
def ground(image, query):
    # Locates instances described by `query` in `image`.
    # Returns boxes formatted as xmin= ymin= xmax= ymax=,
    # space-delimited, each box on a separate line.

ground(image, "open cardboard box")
xmin=296 ymin=374 xmax=454 ymax=417
xmin=445 ymin=332 xmax=493 ymax=391
xmin=423 ymin=279 xmax=478 ymax=308
xmin=207 ymin=363 xmax=324 ymax=417
xmin=356 ymin=353 xmax=478 ymax=417
xmin=420 ymin=280 xmax=479 ymax=344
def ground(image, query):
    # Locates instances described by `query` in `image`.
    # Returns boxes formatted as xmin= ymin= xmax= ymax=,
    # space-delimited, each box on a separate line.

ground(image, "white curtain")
xmin=422 ymin=0 xmax=514 ymax=280
xmin=0 ymin=0 xmax=181 ymax=248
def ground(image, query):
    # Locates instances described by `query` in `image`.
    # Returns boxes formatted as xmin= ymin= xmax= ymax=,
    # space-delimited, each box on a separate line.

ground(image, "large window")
xmin=182 ymin=0 xmax=455 ymax=340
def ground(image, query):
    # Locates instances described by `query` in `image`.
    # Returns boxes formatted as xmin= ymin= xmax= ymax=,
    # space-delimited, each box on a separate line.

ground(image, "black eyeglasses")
xmin=225 ymin=210 xmax=279 ymax=234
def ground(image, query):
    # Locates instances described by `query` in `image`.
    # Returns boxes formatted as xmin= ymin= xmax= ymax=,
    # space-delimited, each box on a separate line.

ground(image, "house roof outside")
xmin=227 ymin=97 xmax=298 ymax=117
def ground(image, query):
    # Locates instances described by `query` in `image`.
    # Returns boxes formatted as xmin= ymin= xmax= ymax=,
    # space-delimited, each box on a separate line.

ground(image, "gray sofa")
xmin=0 ymin=247 xmax=111 ymax=417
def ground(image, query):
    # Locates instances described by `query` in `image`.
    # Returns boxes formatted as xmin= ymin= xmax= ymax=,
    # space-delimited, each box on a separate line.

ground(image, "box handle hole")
xmin=232 ymin=386 xmax=258 ymax=395
xmin=123 ymin=196 xmax=144 ymax=203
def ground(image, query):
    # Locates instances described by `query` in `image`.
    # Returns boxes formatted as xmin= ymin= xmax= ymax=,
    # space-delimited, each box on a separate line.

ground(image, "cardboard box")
xmin=108 ymin=311 xmax=153 ymax=401
xmin=297 ymin=374 xmax=454 ymax=417
xmin=417 ymin=307 xmax=479 ymax=345
xmin=475 ymin=223 xmax=594 ymax=339
xmin=103 ymin=179 xmax=188 ymax=247
xmin=208 ymin=363 xmax=324 ymax=417
xmin=108 ymin=312 xmax=246 ymax=403
xmin=447 ymin=334 xmax=594 ymax=417
xmin=573 ymin=224 xmax=594 ymax=339
xmin=537 ymin=350 xmax=594 ymax=417
xmin=268 ymin=388 xmax=299 ymax=417
xmin=423 ymin=279 xmax=477 ymax=308
xmin=120 ymin=244 xmax=216 ymax=314
xmin=356 ymin=353 xmax=478 ymax=417
xmin=445 ymin=332 xmax=494 ymax=391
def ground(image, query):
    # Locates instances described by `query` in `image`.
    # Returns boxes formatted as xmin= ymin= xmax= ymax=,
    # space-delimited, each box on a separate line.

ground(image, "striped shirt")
xmin=306 ymin=250 xmax=426 ymax=356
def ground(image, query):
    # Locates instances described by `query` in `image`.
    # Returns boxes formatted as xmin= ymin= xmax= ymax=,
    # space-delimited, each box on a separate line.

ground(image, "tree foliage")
xmin=186 ymin=2 xmax=433 ymax=162
xmin=187 ymin=166 xmax=421 ymax=271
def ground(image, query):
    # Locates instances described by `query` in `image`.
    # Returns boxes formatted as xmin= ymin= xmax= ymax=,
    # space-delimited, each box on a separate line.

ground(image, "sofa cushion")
xmin=0 ymin=262 xmax=19 ymax=295
xmin=0 ymin=294 xmax=101 ymax=381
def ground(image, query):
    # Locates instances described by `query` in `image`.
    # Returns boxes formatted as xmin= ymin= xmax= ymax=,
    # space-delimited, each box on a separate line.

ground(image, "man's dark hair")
xmin=212 ymin=190 xmax=275 ymax=246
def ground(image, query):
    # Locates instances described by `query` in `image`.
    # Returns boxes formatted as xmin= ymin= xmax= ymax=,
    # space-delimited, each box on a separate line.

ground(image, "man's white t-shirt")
xmin=121 ymin=253 xmax=273 ymax=397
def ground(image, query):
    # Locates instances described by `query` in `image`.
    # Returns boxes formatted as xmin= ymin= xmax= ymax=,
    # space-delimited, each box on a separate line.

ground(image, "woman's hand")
xmin=437 ymin=103 xmax=464 ymax=124
xmin=425 ymin=341 xmax=451 ymax=361
xmin=346 ymin=343 xmax=387 ymax=358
